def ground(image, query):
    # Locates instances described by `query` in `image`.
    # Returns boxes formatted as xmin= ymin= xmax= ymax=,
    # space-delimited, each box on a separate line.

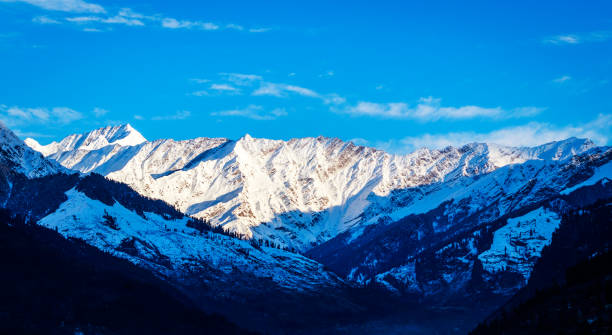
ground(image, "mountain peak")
xmin=0 ymin=122 xmax=62 ymax=177
xmin=98 ymin=123 xmax=146 ymax=147
xmin=25 ymin=124 xmax=147 ymax=157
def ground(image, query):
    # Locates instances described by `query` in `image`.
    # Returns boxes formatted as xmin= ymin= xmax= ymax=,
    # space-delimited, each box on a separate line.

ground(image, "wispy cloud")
xmin=211 ymin=73 xmax=339 ymax=101
xmin=1 ymin=0 xmax=105 ymax=13
xmin=32 ymin=15 xmax=60 ymax=24
xmin=252 ymin=82 xmax=319 ymax=98
xmin=544 ymin=31 xmax=612 ymax=45
xmin=150 ymin=110 xmax=191 ymax=121
xmin=161 ymin=18 xmax=218 ymax=30
xmin=0 ymin=104 xmax=83 ymax=127
xmin=377 ymin=114 xmax=612 ymax=154
xmin=341 ymin=97 xmax=543 ymax=121
xmin=8 ymin=2 xmax=269 ymax=33
xmin=13 ymin=130 xmax=53 ymax=138
xmin=93 ymin=107 xmax=108 ymax=117
xmin=212 ymin=105 xmax=287 ymax=120
xmin=210 ymin=83 xmax=239 ymax=92
xmin=221 ymin=73 xmax=263 ymax=85
xmin=52 ymin=107 xmax=83 ymax=123
xmin=248 ymin=27 xmax=271 ymax=33
xmin=66 ymin=15 xmax=144 ymax=26
xmin=553 ymin=75 xmax=572 ymax=83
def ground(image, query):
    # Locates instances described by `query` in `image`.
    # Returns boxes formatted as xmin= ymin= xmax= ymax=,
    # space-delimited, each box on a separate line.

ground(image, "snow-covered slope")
xmin=478 ymin=207 xmax=561 ymax=280
xmin=308 ymin=145 xmax=612 ymax=300
xmin=0 ymin=124 xmax=341 ymax=294
xmin=38 ymin=188 xmax=340 ymax=292
xmin=0 ymin=122 xmax=62 ymax=178
xmin=26 ymin=125 xmax=598 ymax=251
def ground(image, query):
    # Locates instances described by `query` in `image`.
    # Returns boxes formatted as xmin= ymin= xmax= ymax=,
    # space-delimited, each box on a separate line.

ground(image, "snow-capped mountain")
xmin=24 ymin=123 xmax=146 ymax=156
xmin=307 ymin=146 xmax=612 ymax=301
xmin=6 ymin=122 xmax=612 ymax=333
xmin=0 ymin=122 xmax=62 ymax=178
xmin=0 ymin=124 xmax=342 ymax=297
xmin=26 ymin=124 xmax=598 ymax=252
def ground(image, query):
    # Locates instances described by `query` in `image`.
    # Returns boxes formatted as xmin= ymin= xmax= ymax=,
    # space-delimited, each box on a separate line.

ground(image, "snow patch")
xmin=561 ymin=160 xmax=612 ymax=195
xmin=478 ymin=207 xmax=561 ymax=281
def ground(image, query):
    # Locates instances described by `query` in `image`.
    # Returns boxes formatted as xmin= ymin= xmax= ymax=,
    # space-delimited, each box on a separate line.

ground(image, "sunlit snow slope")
xmin=26 ymin=124 xmax=598 ymax=251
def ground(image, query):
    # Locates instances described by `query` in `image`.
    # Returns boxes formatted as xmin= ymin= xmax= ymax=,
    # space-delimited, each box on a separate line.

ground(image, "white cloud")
xmin=151 ymin=110 xmax=191 ymax=121
xmin=13 ymin=130 xmax=53 ymax=138
xmin=100 ymin=15 xmax=144 ymax=26
xmin=221 ymin=73 xmax=263 ymax=86
xmin=93 ymin=107 xmax=108 ymax=117
xmin=10 ymin=3 xmax=265 ymax=33
xmin=547 ymin=35 xmax=579 ymax=44
xmin=248 ymin=27 xmax=271 ymax=33
xmin=200 ymin=73 xmax=347 ymax=108
xmin=66 ymin=15 xmax=144 ymax=26
xmin=210 ymin=83 xmax=238 ymax=92
xmin=161 ymin=17 xmax=218 ymax=30
xmin=380 ymin=114 xmax=612 ymax=154
xmin=253 ymin=82 xmax=319 ymax=98
xmin=226 ymin=23 xmax=243 ymax=31
xmin=133 ymin=114 xmax=144 ymax=120
xmin=117 ymin=8 xmax=148 ymax=19
xmin=0 ymin=0 xmax=105 ymax=13
xmin=544 ymin=31 xmax=612 ymax=45
xmin=212 ymin=105 xmax=286 ymax=120
xmin=32 ymin=15 xmax=60 ymax=24
xmin=553 ymin=75 xmax=572 ymax=83
xmin=0 ymin=104 xmax=83 ymax=127
xmin=322 ymin=93 xmax=346 ymax=105
xmin=341 ymin=97 xmax=543 ymax=121
xmin=52 ymin=106 xmax=83 ymax=123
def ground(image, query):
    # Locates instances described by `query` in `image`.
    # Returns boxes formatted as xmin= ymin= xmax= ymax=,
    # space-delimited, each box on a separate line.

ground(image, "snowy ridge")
xmin=37 ymin=189 xmax=341 ymax=291
xmin=26 ymin=124 xmax=146 ymax=157
xmin=0 ymin=122 xmax=62 ymax=178
xmin=26 ymin=124 xmax=599 ymax=251
xmin=561 ymin=160 xmax=612 ymax=195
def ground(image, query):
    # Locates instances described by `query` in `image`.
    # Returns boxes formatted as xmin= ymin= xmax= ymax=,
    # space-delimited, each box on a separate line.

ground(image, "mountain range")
xmin=1 ymin=122 xmax=610 ymax=333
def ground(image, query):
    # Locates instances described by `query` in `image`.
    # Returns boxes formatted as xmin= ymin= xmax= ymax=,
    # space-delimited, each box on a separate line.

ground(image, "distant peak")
xmin=88 ymin=123 xmax=147 ymax=147
xmin=25 ymin=124 xmax=147 ymax=157
xmin=240 ymin=133 xmax=255 ymax=142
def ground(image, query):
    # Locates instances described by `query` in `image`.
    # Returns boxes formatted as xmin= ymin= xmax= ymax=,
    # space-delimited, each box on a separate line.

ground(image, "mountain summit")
xmin=25 ymin=124 xmax=146 ymax=157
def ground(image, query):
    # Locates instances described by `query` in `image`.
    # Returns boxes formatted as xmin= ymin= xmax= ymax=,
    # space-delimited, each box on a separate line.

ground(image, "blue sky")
xmin=0 ymin=0 xmax=611 ymax=153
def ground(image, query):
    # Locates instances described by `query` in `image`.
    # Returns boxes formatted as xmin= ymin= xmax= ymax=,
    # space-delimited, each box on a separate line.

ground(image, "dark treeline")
xmin=186 ymin=216 xmax=301 ymax=253
xmin=470 ymin=250 xmax=612 ymax=335
xmin=470 ymin=198 xmax=612 ymax=334
xmin=0 ymin=208 xmax=253 ymax=335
